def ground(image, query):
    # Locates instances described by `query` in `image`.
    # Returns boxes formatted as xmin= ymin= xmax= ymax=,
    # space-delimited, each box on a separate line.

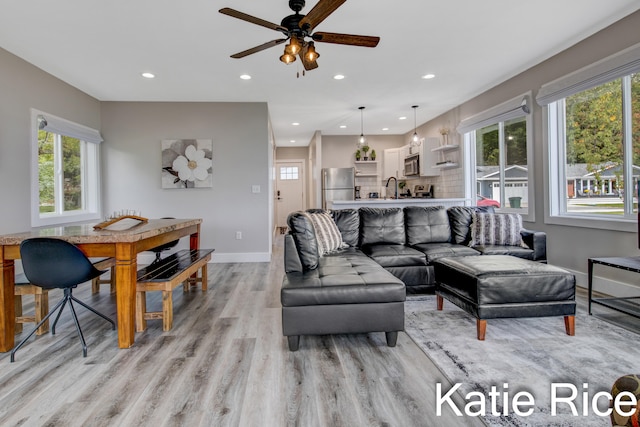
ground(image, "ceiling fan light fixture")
xmin=305 ymin=41 xmax=320 ymax=62
xmin=280 ymin=51 xmax=296 ymax=64
xmin=285 ymin=37 xmax=302 ymax=55
xmin=220 ymin=1 xmax=380 ymax=73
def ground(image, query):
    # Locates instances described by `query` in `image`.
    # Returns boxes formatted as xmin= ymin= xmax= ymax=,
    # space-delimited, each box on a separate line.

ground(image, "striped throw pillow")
xmin=307 ymin=211 xmax=346 ymax=255
xmin=469 ymin=213 xmax=525 ymax=247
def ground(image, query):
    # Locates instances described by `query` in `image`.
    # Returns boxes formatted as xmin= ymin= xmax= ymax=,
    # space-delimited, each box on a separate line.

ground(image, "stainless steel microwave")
xmin=404 ymin=154 xmax=420 ymax=176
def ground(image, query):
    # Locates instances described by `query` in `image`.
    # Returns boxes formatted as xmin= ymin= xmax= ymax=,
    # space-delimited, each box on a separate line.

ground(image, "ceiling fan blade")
xmin=219 ymin=8 xmax=288 ymax=33
xmin=312 ymin=32 xmax=380 ymax=47
xmin=230 ymin=39 xmax=288 ymax=59
xmin=299 ymin=45 xmax=319 ymax=71
xmin=299 ymin=0 xmax=346 ymax=30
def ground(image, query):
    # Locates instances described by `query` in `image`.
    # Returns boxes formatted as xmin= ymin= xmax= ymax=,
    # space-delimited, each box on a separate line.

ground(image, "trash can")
xmin=508 ymin=197 xmax=522 ymax=208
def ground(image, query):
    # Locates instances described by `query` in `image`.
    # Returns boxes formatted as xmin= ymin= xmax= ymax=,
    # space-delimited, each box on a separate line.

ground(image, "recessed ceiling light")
xmin=292 ymin=122 xmax=300 ymax=126
xmin=333 ymin=74 xmax=345 ymax=80
xmin=382 ymin=127 xmax=389 ymax=131
xmin=240 ymin=74 xmax=251 ymax=80
xmin=141 ymin=72 xmax=155 ymax=79
xmin=290 ymin=140 xmax=296 ymax=143
xmin=399 ymin=116 xmax=407 ymax=120
xmin=422 ymin=73 xmax=436 ymax=79
xmin=339 ymin=125 xmax=347 ymax=129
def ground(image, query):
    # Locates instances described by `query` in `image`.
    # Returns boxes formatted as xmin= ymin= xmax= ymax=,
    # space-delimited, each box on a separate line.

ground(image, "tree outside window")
xmin=38 ymin=130 xmax=84 ymax=214
xmin=561 ymin=73 xmax=640 ymax=215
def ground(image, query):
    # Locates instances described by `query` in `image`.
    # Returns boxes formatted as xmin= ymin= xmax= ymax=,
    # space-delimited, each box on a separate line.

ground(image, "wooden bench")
xmin=136 ymin=249 xmax=214 ymax=332
xmin=91 ymin=257 xmax=117 ymax=294
xmin=14 ymin=273 xmax=49 ymax=336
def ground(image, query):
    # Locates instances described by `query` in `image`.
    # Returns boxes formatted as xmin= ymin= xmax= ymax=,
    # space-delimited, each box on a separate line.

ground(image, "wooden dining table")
xmin=0 ymin=218 xmax=202 ymax=352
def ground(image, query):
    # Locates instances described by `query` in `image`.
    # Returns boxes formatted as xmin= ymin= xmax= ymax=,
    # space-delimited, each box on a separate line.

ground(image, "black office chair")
xmin=11 ymin=238 xmax=116 ymax=362
xmin=150 ymin=217 xmax=180 ymax=262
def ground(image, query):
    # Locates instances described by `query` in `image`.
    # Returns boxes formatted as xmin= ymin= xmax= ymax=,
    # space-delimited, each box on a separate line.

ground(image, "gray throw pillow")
xmin=469 ymin=212 xmax=526 ymax=247
xmin=307 ymin=211 xmax=347 ymax=255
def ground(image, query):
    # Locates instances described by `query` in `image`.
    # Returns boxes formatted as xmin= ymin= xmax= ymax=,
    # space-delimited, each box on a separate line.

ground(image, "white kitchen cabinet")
xmin=383 ymin=146 xmax=410 ymax=179
xmin=383 ymin=147 xmax=403 ymax=179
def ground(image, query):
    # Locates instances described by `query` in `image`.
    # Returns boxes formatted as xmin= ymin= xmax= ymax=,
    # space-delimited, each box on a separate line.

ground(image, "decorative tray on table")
xmin=93 ymin=214 xmax=148 ymax=230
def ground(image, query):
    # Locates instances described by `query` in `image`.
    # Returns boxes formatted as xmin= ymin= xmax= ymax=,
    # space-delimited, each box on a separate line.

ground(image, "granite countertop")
xmin=0 ymin=218 xmax=202 ymax=245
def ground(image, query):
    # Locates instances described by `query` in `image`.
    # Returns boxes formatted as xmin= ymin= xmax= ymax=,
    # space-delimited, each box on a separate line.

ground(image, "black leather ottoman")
xmin=433 ymin=255 xmax=576 ymax=340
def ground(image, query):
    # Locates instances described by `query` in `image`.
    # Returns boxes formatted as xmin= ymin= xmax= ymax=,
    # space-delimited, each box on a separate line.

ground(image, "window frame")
xmin=30 ymin=109 xmax=102 ymax=227
xmin=543 ymin=74 xmax=638 ymax=232
xmin=461 ymin=92 xmax=535 ymax=222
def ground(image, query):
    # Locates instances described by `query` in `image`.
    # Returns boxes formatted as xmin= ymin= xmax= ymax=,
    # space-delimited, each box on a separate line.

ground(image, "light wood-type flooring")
xmin=0 ymin=236 xmax=484 ymax=427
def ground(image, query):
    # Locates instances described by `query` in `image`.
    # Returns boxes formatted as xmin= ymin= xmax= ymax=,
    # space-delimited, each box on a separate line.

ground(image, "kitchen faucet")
xmin=385 ymin=176 xmax=398 ymax=199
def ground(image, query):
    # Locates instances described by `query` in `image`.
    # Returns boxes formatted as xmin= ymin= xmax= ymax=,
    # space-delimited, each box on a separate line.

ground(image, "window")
xmin=539 ymin=43 xmax=640 ymax=229
xmin=459 ymin=93 xmax=533 ymax=218
xmin=31 ymin=109 xmax=102 ymax=227
xmin=279 ymin=166 xmax=299 ymax=180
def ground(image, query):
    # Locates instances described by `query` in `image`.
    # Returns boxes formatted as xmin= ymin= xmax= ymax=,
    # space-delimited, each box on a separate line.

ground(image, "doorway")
xmin=275 ymin=160 xmax=305 ymax=233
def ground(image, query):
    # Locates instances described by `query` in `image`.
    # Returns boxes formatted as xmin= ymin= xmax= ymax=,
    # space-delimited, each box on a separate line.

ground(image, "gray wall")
xmin=276 ymin=147 xmax=308 ymax=160
xmin=0 ymin=47 xmax=102 ymax=234
xmin=100 ymin=102 xmax=272 ymax=262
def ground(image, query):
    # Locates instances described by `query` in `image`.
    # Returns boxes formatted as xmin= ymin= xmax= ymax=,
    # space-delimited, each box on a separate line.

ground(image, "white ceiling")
xmin=1 ymin=1 xmax=639 ymax=147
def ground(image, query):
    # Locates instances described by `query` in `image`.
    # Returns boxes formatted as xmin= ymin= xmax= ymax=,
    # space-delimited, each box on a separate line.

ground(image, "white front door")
xmin=276 ymin=161 xmax=305 ymax=230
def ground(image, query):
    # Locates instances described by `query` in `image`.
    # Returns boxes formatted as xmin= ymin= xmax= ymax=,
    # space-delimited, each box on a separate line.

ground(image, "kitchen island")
xmin=328 ymin=198 xmax=471 ymax=210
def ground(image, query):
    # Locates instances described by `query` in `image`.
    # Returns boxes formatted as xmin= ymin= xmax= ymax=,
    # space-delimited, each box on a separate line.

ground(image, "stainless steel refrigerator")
xmin=322 ymin=167 xmax=355 ymax=209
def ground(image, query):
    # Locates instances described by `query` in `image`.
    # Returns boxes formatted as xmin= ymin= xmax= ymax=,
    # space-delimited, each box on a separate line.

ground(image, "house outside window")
xmin=538 ymin=43 xmax=640 ymax=230
xmin=30 ymin=109 xmax=102 ymax=227
xmin=459 ymin=92 xmax=534 ymax=219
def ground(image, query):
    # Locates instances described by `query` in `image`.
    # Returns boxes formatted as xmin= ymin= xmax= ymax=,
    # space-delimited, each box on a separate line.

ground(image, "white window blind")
xmin=36 ymin=110 xmax=103 ymax=144
xmin=456 ymin=92 xmax=531 ymax=135
xmin=536 ymin=42 xmax=640 ymax=106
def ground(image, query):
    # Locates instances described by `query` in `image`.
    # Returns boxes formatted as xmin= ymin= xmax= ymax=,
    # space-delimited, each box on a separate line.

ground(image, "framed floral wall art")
xmin=161 ymin=139 xmax=213 ymax=188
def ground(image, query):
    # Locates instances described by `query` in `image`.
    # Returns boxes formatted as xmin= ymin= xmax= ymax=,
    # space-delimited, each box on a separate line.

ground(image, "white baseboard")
xmin=210 ymin=252 xmax=271 ymax=263
xmin=564 ymin=266 xmax=640 ymax=298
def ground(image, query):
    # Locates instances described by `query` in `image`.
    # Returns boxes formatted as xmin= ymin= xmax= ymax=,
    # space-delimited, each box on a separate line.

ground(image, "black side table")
xmin=588 ymin=256 xmax=640 ymax=318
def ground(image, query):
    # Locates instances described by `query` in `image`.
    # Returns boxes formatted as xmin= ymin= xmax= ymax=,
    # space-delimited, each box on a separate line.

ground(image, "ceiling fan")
xmin=219 ymin=0 xmax=380 ymax=71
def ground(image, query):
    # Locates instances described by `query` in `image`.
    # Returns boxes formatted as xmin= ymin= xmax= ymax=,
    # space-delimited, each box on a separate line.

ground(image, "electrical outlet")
xmin=235 ymin=231 xmax=242 ymax=240
xmin=252 ymin=185 xmax=261 ymax=193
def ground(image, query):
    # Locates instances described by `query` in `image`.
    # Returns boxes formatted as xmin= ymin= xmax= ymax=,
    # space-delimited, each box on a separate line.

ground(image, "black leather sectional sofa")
xmin=280 ymin=205 xmax=547 ymax=350
xmin=291 ymin=206 xmax=546 ymax=292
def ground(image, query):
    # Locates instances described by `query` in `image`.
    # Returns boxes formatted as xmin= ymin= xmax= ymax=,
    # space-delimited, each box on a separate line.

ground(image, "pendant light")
xmin=410 ymin=105 xmax=421 ymax=146
xmin=357 ymin=106 xmax=366 ymax=147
